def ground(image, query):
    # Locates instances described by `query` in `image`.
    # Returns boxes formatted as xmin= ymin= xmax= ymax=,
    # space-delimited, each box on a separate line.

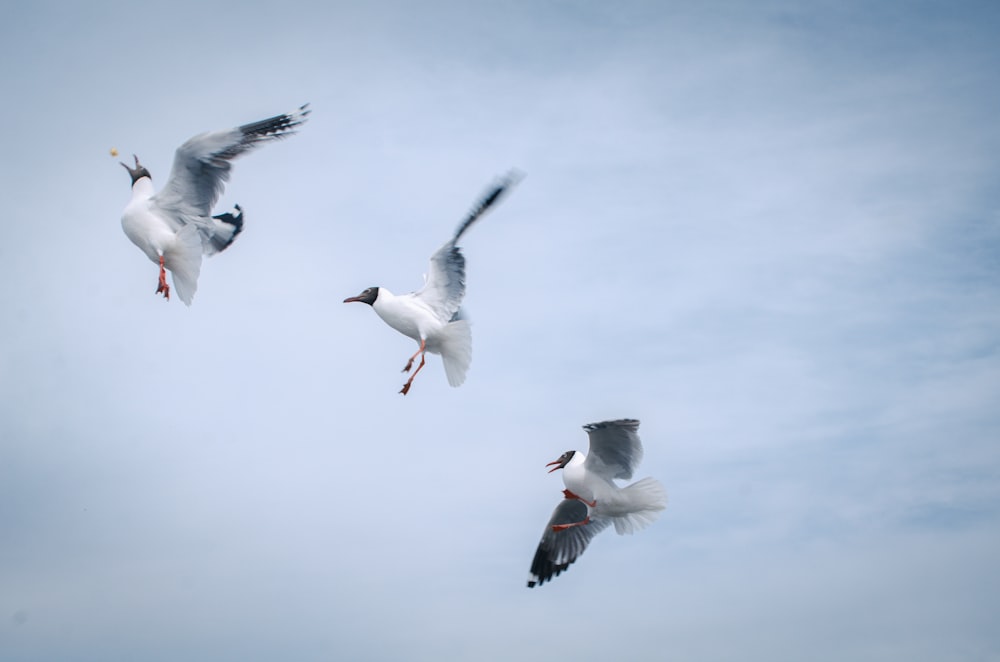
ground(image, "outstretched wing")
xmin=153 ymin=104 xmax=310 ymax=220
xmin=413 ymin=170 xmax=523 ymax=322
xmin=582 ymin=419 xmax=644 ymax=481
xmin=526 ymin=499 xmax=610 ymax=588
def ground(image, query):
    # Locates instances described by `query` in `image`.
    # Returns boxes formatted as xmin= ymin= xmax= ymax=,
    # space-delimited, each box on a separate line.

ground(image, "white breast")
xmin=561 ymin=453 xmax=597 ymax=502
xmin=121 ymin=179 xmax=175 ymax=263
xmin=373 ymin=291 xmax=444 ymax=342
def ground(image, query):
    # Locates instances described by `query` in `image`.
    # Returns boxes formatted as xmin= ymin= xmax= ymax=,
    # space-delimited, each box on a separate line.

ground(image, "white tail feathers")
xmin=611 ymin=477 xmax=667 ymax=535
xmin=438 ymin=319 xmax=472 ymax=387
xmin=165 ymin=224 xmax=204 ymax=306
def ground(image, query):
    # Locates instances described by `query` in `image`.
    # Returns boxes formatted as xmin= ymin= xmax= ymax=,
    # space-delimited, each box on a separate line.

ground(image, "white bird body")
xmin=368 ymin=287 xmax=474 ymax=388
xmin=561 ymin=450 xmax=667 ymax=534
xmin=344 ymin=171 xmax=521 ymax=394
xmin=371 ymin=288 xmax=440 ymax=343
xmin=118 ymin=104 xmax=309 ymax=305
xmin=560 ymin=452 xmax=597 ymax=504
xmin=121 ymin=178 xmax=165 ymax=262
xmin=121 ymin=177 xmax=205 ymax=302
xmin=528 ymin=419 xmax=667 ymax=588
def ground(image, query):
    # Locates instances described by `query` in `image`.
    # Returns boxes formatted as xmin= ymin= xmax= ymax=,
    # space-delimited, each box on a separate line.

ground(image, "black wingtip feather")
xmin=526 ymin=499 xmax=595 ymax=589
xmin=527 ymin=544 xmax=575 ymax=588
xmin=210 ymin=204 xmax=245 ymax=253
xmin=452 ymin=169 xmax=524 ymax=244
xmin=238 ymin=103 xmax=311 ymax=142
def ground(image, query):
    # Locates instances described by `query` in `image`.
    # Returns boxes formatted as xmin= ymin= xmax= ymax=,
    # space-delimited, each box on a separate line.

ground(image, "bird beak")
xmin=120 ymin=155 xmax=142 ymax=178
xmin=343 ymin=294 xmax=364 ymax=303
xmin=546 ymin=459 xmax=563 ymax=473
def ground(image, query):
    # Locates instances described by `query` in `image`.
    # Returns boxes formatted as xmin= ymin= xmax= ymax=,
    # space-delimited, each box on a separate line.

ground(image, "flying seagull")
xmin=344 ymin=170 xmax=522 ymax=395
xmin=119 ymin=103 xmax=310 ymax=305
xmin=527 ymin=419 xmax=667 ymax=588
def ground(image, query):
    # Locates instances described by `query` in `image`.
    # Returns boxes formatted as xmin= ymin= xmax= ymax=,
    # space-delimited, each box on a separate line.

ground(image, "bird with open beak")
xmin=118 ymin=104 xmax=309 ymax=304
xmin=527 ymin=419 xmax=667 ymax=588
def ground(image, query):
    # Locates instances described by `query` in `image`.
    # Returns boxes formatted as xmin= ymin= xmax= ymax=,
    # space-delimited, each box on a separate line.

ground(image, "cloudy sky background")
xmin=2 ymin=1 xmax=999 ymax=660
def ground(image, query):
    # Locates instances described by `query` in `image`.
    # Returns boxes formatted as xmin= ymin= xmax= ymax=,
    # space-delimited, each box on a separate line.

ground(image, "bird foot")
xmin=562 ymin=489 xmax=596 ymax=507
xmin=156 ymin=275 xmax=170 ymax=300
xmin=156 ymin=256 xmax=170 ymax=300
xmin=399 ymin=345 xmax=425 ymax=394
xmin=552 ymin=516 xmax=591 ymax=532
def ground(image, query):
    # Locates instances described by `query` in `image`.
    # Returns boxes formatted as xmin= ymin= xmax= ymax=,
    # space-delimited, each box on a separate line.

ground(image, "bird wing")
xmin=152 ymin=104 xmax=310 ymax=222
xmin=413 ymin=239 xmax=467 ymax=323
xmin=582 ymin=419 xmax=644 ymax=481
xmin=527 ymin=499 xmax=610 ymax=588
xmin=412 ymin=170 xmax=523 ymax=322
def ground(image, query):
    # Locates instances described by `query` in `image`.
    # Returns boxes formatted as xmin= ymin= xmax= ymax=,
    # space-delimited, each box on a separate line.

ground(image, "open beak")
xmin=120 ymin=154 xmax=142 ymax=177
xmin=343 ymin=294 xmax=364 ymax=303
xmin=546 ymin=459 xmax=563 ymax=473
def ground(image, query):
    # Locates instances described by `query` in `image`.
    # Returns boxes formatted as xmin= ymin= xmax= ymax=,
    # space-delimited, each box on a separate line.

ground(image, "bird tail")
xmin=438 ymin=319 xmax=472 ymax=387
xmin=165 ymin=223 xmax=204 ymax=306
xmin=610 ymin=477 xmax=667 ymax=535
xmin=201 ymin=204 xmax=245 ymax=255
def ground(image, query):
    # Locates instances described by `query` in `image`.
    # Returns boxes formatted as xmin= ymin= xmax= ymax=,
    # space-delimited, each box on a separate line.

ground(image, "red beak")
xmin=546 ymin=459 xmax=562 ymax=473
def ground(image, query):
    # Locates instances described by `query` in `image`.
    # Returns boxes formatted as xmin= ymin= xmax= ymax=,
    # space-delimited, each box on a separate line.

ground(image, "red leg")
xmin=399 ymin=344 xmax=427 ymax=395
xmin=155 ymin=255 xmax=170 ymax=300
xmin=562 ymin=489 xmax=597 ymax=508
xmin=552 ymin=516 xmax=591 ymax=532
xmin=402 ymin=339 xmax=426 ymax=373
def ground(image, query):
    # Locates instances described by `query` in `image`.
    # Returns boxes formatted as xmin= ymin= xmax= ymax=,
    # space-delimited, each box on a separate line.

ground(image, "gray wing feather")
xmin=413 ymin=170 xmax=523 ymax=321
xmin=152 ymin=104 xmax=310 ymax=221
xmin=582 ymin=419 xmax=644 ymax=481
xmin=415 ymin=240 xmax=467 ymax=323
xmin=527 ymin=499 xmax=610 ymax=588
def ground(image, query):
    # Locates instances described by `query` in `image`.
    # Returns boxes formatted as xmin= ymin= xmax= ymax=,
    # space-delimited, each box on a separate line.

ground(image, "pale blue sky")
xmin=1 ymin=1 xmax=999 ymax=660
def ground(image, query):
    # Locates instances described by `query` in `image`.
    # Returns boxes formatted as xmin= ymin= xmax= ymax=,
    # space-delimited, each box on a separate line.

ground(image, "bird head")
xmin=343 ymin=287 xmax=379 ymax=306
xmin=120 ymin=154 xmax=151 ymax=185
xmin=546 ymin=450 xmax=577 ymax=473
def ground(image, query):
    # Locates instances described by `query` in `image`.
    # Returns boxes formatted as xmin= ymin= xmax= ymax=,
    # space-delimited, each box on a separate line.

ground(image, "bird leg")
xmin=402 ymin=339 xmax=426 ymax=373
xmin=562 ymin=489 xmax=597 ymax=508
xmin=399 ymin=344 xmax=427 ymax=395
xmin=155 ymin=255 xmax=170 ymax=300
xmin=552 ymin=516 xmax=591 ymax=532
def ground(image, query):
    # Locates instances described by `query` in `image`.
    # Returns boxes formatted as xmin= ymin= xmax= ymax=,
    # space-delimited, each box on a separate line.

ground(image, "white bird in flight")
xmin=119 ymin=104 xmax=310 ymax=305
xmin=343 ymin=170 xmax=522 ymax=395
xmin=527 ymin=419 xmax=667 ymax=588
